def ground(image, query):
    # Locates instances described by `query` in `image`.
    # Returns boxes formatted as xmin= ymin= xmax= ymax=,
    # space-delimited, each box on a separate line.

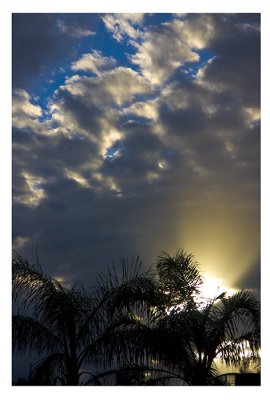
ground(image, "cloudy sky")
xmin=12 ymin=13 xmax=260 ymax=294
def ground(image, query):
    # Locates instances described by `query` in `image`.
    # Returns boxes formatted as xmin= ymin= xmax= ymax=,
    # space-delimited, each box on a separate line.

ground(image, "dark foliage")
xmin=12 ymin=250 xmax=260 ymax=385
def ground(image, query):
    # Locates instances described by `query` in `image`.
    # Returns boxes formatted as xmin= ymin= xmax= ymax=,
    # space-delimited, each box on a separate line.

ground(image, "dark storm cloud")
xmin=101 ymin=122 xmax=166 ymax=188
xmin=234 ymin=123 xmax=260 ymax=178
xmin=13 ymin=130 xmax=99 ymax=177
xmin=235 ymin=262 xmax=261 ymax=295
xmin=12 ymin=118 xmax=189 ymax=283
xmin=54 ymin=87 xmax=105 ymax=136
xmin=12 ymin=170 xmax=178 ymax=284
xmin=12 ymin=14 xmax=98 ymax=89
xmin=204 ymin=14 xmax=260 ymax=107
xmin=159 ymin=104 xmax=209 ymax=138
xmin=157 ymin=54 xmax=259 ymax=184
xmin=13 ymin=14 xmax=64 ymax=88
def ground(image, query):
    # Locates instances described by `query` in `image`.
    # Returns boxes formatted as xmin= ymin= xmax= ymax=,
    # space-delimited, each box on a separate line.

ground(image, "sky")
xmin=12 ymin=12 xmax=261 ymax=298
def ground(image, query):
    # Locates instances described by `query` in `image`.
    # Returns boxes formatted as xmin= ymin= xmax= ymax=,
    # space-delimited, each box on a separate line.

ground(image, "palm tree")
xmin=150 ymin=251 xmax=261 ymax=385
xmin=155 ymin=250 xmax=203 ymax=309
xmin=12 ymin=254 xmax=159 ymax=385
xmin=13 ymin=250 xmax=261 ymax=386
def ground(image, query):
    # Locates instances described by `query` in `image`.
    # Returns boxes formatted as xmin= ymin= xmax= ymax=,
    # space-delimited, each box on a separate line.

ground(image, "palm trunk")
xmin=190 ymin=359 xmax=209 ymax=385
xmin=66 ymin=363 xmax=80 ymax=385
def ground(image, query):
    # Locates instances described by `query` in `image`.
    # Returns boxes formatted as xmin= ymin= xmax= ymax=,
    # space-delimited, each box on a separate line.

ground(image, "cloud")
xmin=12 ymin=62 xmax=155 ymax=211
xmin=13 ymin=89 xmax=42 ymax=119
xmin=60 ymin=67 xmax=151 ymax=106
xmin=12 ymin=14 xmax=64 ymax=88
xmin=12 ymin=236 xmax=31 ymax=251
xmin=13 ymin=171 xmax=46 ymax=208
xmin=12 ymin=14 xmax=97 ymax=89
xmin=156 ymin=87 xmax=259 ymax=289
xmin=12 ymin=89 xmax=59 ymax=137
xmin=102 ymin=13 xmax=144 ymax=42
xmin=129 ymin=15 xmax=215 ymax=85
xmin=48 ymin=66 xmax=152 ymax=161
xmin=57 ymin=19 xmax=95 ymax=38
xmin=235 ymin=262 xmax=260 ymax=295
xmin=12 ymin=14 xmax=260 ymax=296
xmin=167 ymin=14 xmax=214 ymax=49
xmin=71 ymin=50 xmax=116 ymax=75
xmin=12 ymin=89 xmax=43 ymax=132
xmin=197 ymin=14 xmax=260 ymax=108
xmin=122 ymin=98 xmax=159 ymax=122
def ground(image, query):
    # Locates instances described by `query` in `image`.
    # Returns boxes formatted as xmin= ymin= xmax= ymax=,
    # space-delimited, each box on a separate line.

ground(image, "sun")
xmin=200 ymin=274 xmax=236 ymax=301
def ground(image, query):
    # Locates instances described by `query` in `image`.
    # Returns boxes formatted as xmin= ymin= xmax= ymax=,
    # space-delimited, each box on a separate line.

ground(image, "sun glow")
xmin=200 ymin=274 xmax=236 ymax=301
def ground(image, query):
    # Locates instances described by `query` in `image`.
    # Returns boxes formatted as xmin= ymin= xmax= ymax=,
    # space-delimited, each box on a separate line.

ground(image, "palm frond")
xmin=83 ymin=364 xmax=187 ymax=385
xmin=209 ymin=290 xmax=260 ymax=345
xmin=12 ymin=255 xmax=64 ymax=316
xmin=28 ymin=353 xmax=66 ymax=385
xmin=76 ymin=261 xmax=161 ymax=349
xmin=13 ymin=315 xmax=63 ymax=355
xmin=156 ymin=250 xmax=203 ymax=302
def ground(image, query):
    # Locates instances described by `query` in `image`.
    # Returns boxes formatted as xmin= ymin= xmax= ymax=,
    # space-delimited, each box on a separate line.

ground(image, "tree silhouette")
xmin=149 ymin=251 xmax=260 ymax=385
xmin=155 ymin=250 xmax=203 ymax=309
xmin=12 ymin=255 xmax=159 ymax=385
xmin=12 ymin=250 xmax=260 ymax=385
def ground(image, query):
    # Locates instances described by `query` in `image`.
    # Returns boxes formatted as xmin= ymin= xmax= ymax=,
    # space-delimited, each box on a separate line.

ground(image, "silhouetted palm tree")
xmin=90 ymin=250 xmax=206 ymax=385
xmin=12 ymin=255 xmax=159 ymax=385
xmin=149 ymin=251 xmax=260 ymax=385
xmin=155 ymin=250 xmax=203 ymax=309
xmin=13 ymin=250 xmax=260 ymax=385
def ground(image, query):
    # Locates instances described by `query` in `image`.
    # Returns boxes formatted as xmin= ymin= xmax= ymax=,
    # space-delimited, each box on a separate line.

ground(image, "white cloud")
xmin=57 ymin=19 xmax=95 ymax=38
xmin=102 ymin=13 xmax=144 ymax=42
xmin=61 ymin=67 xmax=152 ymax=156
xmin=13 ymin=171 xmax=46 ymax=208
xmin=95 ymin=174 xmax=122 ymax=195
xmin=195 ymin=56 xmax=224 ymax=92
xmin=160 ymin=83 xmax=190 ymax=110
xmin=245 ymin=107 xmax=260 ymax=127
xmin=48 ymin=67 xmax=151 ymax=159
xmin=129 ymin=15 xmax=215 ymax=86
xmin=146 ymin=171 xmax=160 ymax=184
xmin=13 ymin=89 xmax=42 ymax=119
xmin=62 ymin=67 xmax=151 ymax=106
xmin=123 ymin=99 xmax=159 ymax=121
xmin=12 ymin=89 xmax=48 ymax=133
xmin=100 ymin=128 xmax=123 ymax=157
xmin=49 ymin=98 xmax=91 ymax=139
xmin=158 ymin=160 xmax=168 ymax=170
xmin=12 ymin=236 xmax=31 ymax=250
xmin=168 ymin=15 xmax=214 ymax=50
xmin=12 ymin=89 xmax=60 ymax=137
xmin=71 ymin=50 xmax=116 ymax=75
xmin=63 ymin=167 xmax=91 ymax=188
xmin=49 ymin=67 xmax=151 ymax=158
xmin=130 ymin=27 xmax=198 ymax=86
xmin=122 ymin=14 xmax=145 ymax=24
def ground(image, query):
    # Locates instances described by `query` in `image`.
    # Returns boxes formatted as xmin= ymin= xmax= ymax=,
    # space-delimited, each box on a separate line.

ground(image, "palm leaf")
xmin=13 ymin=315 xmax=63 ymax=354
xmin=28 ymin=353 xmax=66 ymax=385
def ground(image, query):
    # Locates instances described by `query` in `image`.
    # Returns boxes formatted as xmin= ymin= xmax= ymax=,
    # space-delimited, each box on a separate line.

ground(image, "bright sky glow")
xmin=200 ymin=274 xmax=236 ymax=301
